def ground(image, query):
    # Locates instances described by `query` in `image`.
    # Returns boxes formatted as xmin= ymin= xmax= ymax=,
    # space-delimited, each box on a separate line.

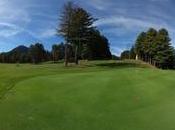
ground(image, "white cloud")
xmin=0 ymin=0 xmax=55 ymax=39
xmin=94 ymin=15 xmax=175 ymax=54
xmin=95 ymin=16 xmax=169 ymax=30
xmin=39 ymin=29 xmax=56 ymax=38
xmin=94 ymin=15 xmax=175 ymax=41
xmin=0 ymin=22 xmax=24 ymax=37
xmin=0 ymin=0 xmax=30 ymax=38
xmin=86 ymin=0 xmax=113 ymax=10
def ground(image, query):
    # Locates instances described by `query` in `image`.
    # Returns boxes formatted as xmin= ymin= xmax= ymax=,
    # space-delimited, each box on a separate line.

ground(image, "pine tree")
xmin=154 ymin=29 xmax=174 ymax=69
xmin=134 ymin=28 xmax=175 ymax=69
xmin=58 ymin=1 xmax=75 ymax=66
xmin=58 ymin=2 xmax=96 ymax=65
xmin=130 ymin=46 xmax=136 ymax=59
xmin=70 ymin=7 xmax=96 ymax=64
xmin=145 ymin=28 xmax=157 ymax=64
xmin=135 ymin=32 xmax=146 ymax=60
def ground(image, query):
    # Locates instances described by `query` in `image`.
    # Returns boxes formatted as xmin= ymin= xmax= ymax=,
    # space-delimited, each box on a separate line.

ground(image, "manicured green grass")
xmin=0 ymin=60 xmax=175 ymax=130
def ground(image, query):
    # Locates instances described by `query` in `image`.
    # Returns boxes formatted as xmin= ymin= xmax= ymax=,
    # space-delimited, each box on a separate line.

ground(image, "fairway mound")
xmin=91 ymin=60 xmax=156 ymax=69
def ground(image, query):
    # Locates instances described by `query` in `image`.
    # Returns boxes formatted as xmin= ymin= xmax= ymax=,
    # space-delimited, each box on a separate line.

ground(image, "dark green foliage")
xmin=120 ymin=50 xmax=130 ymax=59
xmin=130 ymin=46 xmax=136 ymax=59
xmin=84 ymin=29 xmax=112 ymax=60
xmin=135 ymin=32 xmax=147 ymax=60
xmin=134 ymin=28 xmax=174 ymax=69
xmin=66 ymin=44 xmax=75 ymax=62
xmin=120 ymin=46 xmax=136 ymax=60
xmin=153 ymin=29 xmax=175 ymax=69
xmin=29 ymin=43 xmax=47 ymax=64
xmin=0 ymin=44 xmax=52 ymax=64
xmin=52 ymin=42 xmax=65 ymax=62
xmin=112 ymin=55 xmax=120 ymax=60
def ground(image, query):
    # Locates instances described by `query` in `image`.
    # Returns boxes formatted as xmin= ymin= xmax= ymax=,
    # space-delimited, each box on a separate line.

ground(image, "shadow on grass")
xmin=94 ymin=62 xmax=149 ymax=69
xmin=42 ymin=60 xmax=153 ymax=69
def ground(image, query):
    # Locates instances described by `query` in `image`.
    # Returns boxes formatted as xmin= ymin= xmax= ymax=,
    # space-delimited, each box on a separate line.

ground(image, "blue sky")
xmin=0 ymin=0 xmax=175 ymax=55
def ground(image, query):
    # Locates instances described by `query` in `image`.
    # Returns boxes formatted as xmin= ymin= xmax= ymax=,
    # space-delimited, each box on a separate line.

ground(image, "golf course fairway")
xmin=0 ymin=61 xmax=175 ymax=130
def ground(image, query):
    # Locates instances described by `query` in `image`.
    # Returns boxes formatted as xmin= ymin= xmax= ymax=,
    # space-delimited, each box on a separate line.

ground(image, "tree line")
xmin=0 ymin=39 xmax=111 ymax=64
xmin=0 ymin=44 xmax=50 ymax=64
xmin=121 ymin=28 xmax=175 ymax=69
xmin=0 ymin=1 xmax=112 ymax=64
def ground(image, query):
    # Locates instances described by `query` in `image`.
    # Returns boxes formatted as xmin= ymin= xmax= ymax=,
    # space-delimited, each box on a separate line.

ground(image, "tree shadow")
xmin=94 ymin=62 xmax=148 ymax=69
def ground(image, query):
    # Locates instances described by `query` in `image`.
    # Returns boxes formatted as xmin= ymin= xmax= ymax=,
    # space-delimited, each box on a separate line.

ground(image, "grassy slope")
xmin=0 ymin=61 xmax=175 ymax=130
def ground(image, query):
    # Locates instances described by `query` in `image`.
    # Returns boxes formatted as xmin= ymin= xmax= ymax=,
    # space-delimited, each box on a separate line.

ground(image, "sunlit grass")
xmin=0 ymin=60 xmax=174 ymax=130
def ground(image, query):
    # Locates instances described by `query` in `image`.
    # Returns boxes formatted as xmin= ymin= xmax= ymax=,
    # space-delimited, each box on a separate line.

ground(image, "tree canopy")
xmin=134 ymin=28 xmax=175 ymax=69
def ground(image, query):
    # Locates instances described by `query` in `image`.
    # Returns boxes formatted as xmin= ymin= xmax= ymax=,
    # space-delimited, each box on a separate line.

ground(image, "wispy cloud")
xmin=0 ymin=0 xmax=30 ymax=37
xmin=85 ymin=0 xmax=115 ymax=10
xmin=87 ymin=0 xmax=175 ymax=54
xmin=0 ymin=0 xmax=175 ymax=55
xmin=0 ymin=0 xmax=57 ymax=39
xmin=39 ymin=29 xmax=56 ymax=38
xmin=95 ymin=16 xmax=173 ymax=32
xmin=0 ymin=22 xmax=23 ymax=37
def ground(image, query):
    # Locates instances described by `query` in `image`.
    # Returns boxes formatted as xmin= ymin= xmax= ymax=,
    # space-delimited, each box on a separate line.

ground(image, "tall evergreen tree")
xmin=58 ymin=2 xmax=96 ymax=65
xmin=130 ymin=46 xmax=136 ymax=59
xmin=58 ymin=1 xmax=75 ymax=66
xmin=71 ymin=7 xmax=96 ymax=64
xmin=145 ymin=28 xmax=157 ymax=63
xmin=83 ymin=29 xmax=112 ymax=60
xmin=135 ymin=32 xmax=146 ymax=60
xmin=154 ymin=29 xmax=174 ymax=69
xmin=134 ymin=28 xmax=174 ymax=69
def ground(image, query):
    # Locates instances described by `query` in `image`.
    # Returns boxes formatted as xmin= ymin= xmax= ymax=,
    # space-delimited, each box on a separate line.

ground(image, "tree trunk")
xmin=53 ymin=53 xmax=56 ymax=63
xmin=64 ymin=44 xmax=68 ymax=67
xmin=149 ymin=58 xmax=152 ymax=65
xmin=144 ymin=55 xmax=146 ymax=62
xmin=74 ymin=45 xmax=78 ymax=65
xmin=154 ymin=61 xmax=156 ymax=67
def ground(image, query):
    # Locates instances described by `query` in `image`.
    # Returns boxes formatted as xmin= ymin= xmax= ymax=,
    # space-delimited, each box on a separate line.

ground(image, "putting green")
xmin=0 ymin=64 xmax=175 ymax=130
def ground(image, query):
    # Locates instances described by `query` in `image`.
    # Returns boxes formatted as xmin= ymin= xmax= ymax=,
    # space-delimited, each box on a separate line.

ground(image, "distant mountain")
xmin=9 ymin=45 xmax=29 ymax=54
xmin=0 ymin=45 xmax=30 ymax=63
